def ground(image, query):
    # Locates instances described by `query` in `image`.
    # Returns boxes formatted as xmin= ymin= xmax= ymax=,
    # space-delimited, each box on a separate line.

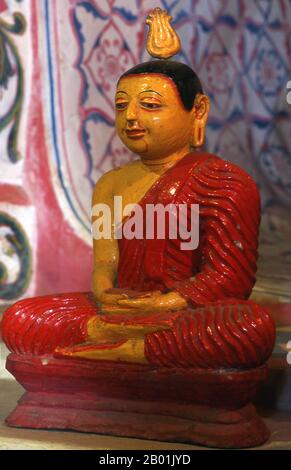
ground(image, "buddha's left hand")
xmin=101 ymin=291 xmax=187 ymax=314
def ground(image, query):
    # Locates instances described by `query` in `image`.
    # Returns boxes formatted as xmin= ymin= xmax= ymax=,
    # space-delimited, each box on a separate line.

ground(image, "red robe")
xmin=1 ymin=152 xmax=275 ymax=368
xmin=118 ymin=152 xmax=260 ymax=303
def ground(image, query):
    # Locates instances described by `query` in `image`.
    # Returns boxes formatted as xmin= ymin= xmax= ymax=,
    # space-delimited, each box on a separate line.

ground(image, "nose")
xmin=126 ymin=99 xmax=138 ymax=122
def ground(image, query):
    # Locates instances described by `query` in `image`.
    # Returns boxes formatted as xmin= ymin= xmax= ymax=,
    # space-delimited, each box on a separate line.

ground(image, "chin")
xmin=125 ymin=140 xmax=148 ymax=155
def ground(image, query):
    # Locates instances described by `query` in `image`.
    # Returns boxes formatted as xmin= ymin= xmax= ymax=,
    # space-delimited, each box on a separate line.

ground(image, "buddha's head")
xmin=115 ymin=61 xmax=210 ymax=160
xmin=115 ymin=8 xmax=210 ymax=161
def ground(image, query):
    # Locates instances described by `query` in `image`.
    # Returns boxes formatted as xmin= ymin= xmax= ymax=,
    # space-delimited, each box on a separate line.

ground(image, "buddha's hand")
xmin=98 ymin=288 xmax=155 ymax=309
xmin=98 ymin=288 xmax=131 ymax=306
xmin=101 ymin=290 xmax=187 ymax=315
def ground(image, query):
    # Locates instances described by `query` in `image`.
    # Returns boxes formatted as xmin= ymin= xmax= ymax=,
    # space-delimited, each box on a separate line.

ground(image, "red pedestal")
xmin=5 ymin=354 xmax=270 ymax=448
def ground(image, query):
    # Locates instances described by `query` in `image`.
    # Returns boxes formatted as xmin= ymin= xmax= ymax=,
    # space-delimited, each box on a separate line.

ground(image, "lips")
xmin=125 ymin=128 xmax=146 ymax=138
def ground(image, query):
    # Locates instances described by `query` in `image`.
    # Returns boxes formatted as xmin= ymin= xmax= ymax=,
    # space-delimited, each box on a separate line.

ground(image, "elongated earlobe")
xmin=192 ymin=94 xmax=210 ymax=148
xmin=192 ymin=121 xmax=205 ymax=147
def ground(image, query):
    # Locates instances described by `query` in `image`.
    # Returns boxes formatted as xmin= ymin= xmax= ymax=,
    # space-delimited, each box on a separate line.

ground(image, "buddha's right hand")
xmin=97 ymin=288 xmax=151 ymax=306
xmin=97 ymin=289 xmax=129 ymax=306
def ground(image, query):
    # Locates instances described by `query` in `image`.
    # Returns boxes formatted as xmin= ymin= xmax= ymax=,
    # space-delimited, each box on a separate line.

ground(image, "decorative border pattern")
xmin=0 ymin=211 xmax=32 ymax=300
xmin=0 ymin=11 xmax=26 ymax=162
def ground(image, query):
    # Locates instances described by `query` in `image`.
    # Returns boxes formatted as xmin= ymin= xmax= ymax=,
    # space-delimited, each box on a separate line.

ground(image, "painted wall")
xmin=0 ymin=0 xmax=290 ymax=303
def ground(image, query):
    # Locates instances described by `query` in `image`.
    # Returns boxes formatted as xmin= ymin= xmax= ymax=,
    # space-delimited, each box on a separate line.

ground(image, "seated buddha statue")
xmin=1 ymin=8 xmax=275 ymax=447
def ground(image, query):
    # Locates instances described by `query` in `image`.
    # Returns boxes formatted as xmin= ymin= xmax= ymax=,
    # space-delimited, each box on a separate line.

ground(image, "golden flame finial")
xmin=146 ymin=7 xmax=181 ymax=59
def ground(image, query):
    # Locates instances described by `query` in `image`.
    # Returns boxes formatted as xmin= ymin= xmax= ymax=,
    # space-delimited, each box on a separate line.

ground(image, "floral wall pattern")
xmin=48 ymin=0 xmax=291 ymax=231
xmin=193 ymin=0 xmax=291 ymax=212
xmin=0 ymin=0 xmax=34 ymax=304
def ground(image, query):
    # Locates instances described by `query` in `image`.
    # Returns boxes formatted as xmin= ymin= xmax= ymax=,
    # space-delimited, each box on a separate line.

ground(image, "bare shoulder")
xmin=95 ymin=160 xmax=140 ymax=184
xmin=92 ymin=160 xmax=141 ymax=202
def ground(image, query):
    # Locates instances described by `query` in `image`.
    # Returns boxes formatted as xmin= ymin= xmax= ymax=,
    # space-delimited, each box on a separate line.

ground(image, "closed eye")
xmin=115 ymin=102 xmax=128 ymax=110
xmin=140 ymin=101 xmax=162 ymax=110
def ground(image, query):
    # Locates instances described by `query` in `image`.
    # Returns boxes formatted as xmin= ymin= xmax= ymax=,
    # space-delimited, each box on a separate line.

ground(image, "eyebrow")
xmin=139 ymin=90 xmax=163 ymax=97
xmin=115 ymin=91 xmax=128 ymax=97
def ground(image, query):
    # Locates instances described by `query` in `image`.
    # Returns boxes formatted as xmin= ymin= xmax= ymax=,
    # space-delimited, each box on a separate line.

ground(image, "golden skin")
xmin=69 ymin=74 xmax=210 ymax=361
xmin=115 ymin=74 xmax=193 ymax=163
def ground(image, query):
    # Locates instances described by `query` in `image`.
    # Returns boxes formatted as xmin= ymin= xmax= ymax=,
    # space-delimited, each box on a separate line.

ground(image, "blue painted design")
xmin=0 ymin=13 xmax=26 ymax=163
xmin=260 ymin=143 xmax=291 ymax=190
xmin=44 ymin=0 xmax=90 ymax=234
xmin=191 ymin=0 xmax=291 ymax=215
xmin=255 ymin=49 xmax=286 ymax=97
xmin=44 ymin=0 xmax=291 ymax=242
xmin=0 ymin=212 xmax=32 ymax=301
xmin=255 ymin=0 xmax=272 ymax=18
xmin=252 ymin=118 xmax=270 ymax=130
xmin=197 ymin=19 xmax=212 ymax=33
xmin=245 ymin=21 xmax=261 ymax=34
xmin=112 ymin=7 xmax=137 ymax=22
xmin=161 ymin=0 xmax=180 ymax=13
xmin=77 ymin=1 xmax=108 ymax=20
xmin=172 ymin=10 xmax=189 ymax=26
xmin=82 ymin=112 xmax=115 ymax=186
xmin=218 ymin=15 xmax=238 ymax=28
xmin=72 ymin=8 xmax=89 ymax=104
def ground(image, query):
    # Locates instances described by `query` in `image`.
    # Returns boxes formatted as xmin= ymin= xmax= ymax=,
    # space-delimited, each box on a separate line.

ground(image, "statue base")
xmin=5 ymin=354 xmax=270 ymax=449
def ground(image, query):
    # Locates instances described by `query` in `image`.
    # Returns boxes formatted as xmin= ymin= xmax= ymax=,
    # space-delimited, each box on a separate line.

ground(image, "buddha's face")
xmin=115 ymin=74 xmax=195 ymax=159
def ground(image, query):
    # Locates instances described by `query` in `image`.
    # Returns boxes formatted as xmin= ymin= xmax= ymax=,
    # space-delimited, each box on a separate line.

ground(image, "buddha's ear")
xmin=191 ymin=94 xmax=210 ymax=148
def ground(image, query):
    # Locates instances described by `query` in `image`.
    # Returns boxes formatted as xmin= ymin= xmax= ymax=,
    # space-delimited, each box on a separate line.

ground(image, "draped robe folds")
xmin=1 ymin=152 xmax=276 ymax=369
